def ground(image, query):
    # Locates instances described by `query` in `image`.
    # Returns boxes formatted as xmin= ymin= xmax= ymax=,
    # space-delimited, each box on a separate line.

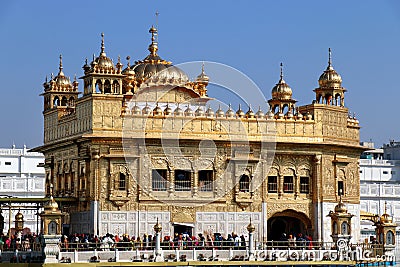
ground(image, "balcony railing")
xmin=56 ymin=241 xmax=392 ymax=264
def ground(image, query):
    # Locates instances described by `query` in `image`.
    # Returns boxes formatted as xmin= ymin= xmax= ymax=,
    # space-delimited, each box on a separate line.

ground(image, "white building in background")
xmin=359 ymin=141 xmax=400 ymax=242
xmin=0 ymin=146 xmax=45 ymax=234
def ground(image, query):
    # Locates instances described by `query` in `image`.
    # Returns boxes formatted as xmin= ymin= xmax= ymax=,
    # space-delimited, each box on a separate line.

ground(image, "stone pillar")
xmin=168 ymin=170 xmax=174 ymax=196
xmin=277 ymin=174 xmax=283 ymax=198
xmin=294 ymin=173 xmax=300 ymax=199
xmin=153 ymin=218 xmax=163 ymax=262
xmin=192 ymin=171 xmax=198 ymax=196
xmin=247 ymin=218 xmax=255 ymax=261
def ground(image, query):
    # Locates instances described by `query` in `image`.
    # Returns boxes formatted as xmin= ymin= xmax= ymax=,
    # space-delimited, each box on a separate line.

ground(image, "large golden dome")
xmin=125 ymin=26 xmax=189 ymax=86
xmin=318 ymin=48 xmax=342 ymax=88
xmin=271 ymin=63 xmax=292 ymax=100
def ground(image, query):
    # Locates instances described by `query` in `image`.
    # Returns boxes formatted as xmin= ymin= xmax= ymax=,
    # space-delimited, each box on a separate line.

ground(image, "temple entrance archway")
xmin=268 ymin=209 xmax=312 ymax=241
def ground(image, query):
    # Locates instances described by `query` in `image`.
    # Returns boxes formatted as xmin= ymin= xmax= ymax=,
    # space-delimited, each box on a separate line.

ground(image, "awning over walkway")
xmin=172 ymin=222 xmax=195 ymax=228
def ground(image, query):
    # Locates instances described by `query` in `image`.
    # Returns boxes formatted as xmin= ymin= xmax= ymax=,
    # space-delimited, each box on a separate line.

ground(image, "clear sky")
xmin=0 ymin=0 xmax=399 ymax=149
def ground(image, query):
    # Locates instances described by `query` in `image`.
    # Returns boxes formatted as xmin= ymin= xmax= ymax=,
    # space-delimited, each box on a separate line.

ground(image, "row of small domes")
xmin=45 ymin=26 xmax=343 ymax=97
xmin=126 ymin=103 xmax=315 ymax=120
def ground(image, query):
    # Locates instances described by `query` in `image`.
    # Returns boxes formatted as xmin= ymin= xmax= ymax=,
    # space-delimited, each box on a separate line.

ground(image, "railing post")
xmin=247 ymin=218 xmax=255 ymax=261
xmin=74 ymin=249 xmax=78 ymax=263
xmin=115 ymin=248 xmax=119 ymax=262
xmin=153 ymin=218 xmax=163 ymax=262
xmin=136 ymin=248 xmax=140 ymax=260
xmin=192 ymin=247 xmax=196 ymax=261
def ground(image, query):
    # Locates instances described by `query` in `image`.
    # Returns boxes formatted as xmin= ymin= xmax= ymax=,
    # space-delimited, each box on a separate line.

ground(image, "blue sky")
xmin=0 ymin=0 xmax=399 ymax=148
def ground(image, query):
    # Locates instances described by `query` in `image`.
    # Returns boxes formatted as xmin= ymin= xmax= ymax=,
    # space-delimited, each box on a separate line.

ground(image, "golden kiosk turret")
xmin=40 ymin=184 xmax=63 ymax=263
xmin=328 ymin=194 xmax=354 ymax=245
xmin=374 ymin=202 xmax=397 ymax=256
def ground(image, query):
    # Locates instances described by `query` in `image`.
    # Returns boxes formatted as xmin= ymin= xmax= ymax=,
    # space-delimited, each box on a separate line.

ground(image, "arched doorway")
xmin=268 ymin=209 xmax=312 ymax=241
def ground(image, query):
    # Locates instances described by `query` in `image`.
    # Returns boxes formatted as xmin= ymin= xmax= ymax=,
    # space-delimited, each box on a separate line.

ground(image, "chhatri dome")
xmin=271 ymin=63 xmax=292 ymax=100
xmin=53 ymin=55 xmax=72 ymax=87
xmin=90 ymin=33 xmax=115 ymax=72
xmin=318 ymin=48 xmax=342 ymax=88
xmin=126 ymin=25 xmax=189 ymax=86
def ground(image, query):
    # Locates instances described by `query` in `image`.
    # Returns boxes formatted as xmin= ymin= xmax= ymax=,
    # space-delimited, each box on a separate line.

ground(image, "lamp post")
xmin=0 ymin=207 xmax=4 ymax=235
xmin=15 ymin=209 xmax=24 ymax=241
xmin=247 ymin=218 xmax=255 ymax=261
xmin=153 ymin=218 xmax=163 ymax=262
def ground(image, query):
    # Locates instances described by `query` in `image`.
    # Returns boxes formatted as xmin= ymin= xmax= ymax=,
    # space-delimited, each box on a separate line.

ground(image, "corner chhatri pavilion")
xmin=34 ymin=25 xmax=363 ymax=243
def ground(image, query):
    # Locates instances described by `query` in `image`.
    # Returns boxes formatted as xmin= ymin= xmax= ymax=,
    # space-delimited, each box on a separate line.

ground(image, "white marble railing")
xmin=360 ymin=183 xmax=400 ymax=197
xmin=360 ymin=159 xmax=400 ymax=166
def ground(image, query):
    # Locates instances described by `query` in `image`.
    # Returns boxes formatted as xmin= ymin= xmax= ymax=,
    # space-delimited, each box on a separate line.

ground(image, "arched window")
xmin=239 ymin=174 xmax=250 ymax=192
xmin=300 ymin=177 xmax=309 ymax=194
xmin=333 ymin=222 xmax=338 ymax=235
xmin=198 ymin=170 xmax=213 ymax=192
xmin=273 ymin=105 xmax=279 ymax=114
xmin=95 ymin=80 xmax=102 ymax=93
xmin=283 ymin=176 xmax=294 ymax=193
xmin=69 ymin=96 xmax=75 ymax=107
xmin=267 ymin=176 xmax=277 ymax=193
xmin=152 ymin=169 xmax=167 ymax=191
xmin=118 ymin=172 xmax=126 ymax=190
xmin=175 ymin=170 xmax=191 ymax=191
xmin=61 ymin=96 xmax=68 ymax=106
xmin=341 ymin=221 xmax=349 ymax=235
xmin=104 ymin=80 xmax=111 ymax=94
xmin=53 ymin=96 xmax=60 ymax=107
xmin=113 ymin=80 xmax=120 ymax=94
xmin=282 ymin=104 xmax=289 ymax=115
xmin=386 ymin=230 xmax=394 ymax=245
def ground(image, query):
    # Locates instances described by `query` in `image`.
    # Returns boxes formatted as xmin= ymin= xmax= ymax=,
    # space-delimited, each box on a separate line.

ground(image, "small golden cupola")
xmin=194 ymin=63 xmax=209 ymax=96
xmin=89 ymin=33 xmax=116 ymax=74
xmin=42 ymin=55 xmax=79 ymax=111
xmin=314 ymin=48 xmax=346 ymax=107
xmin=268 ymin=63 xmax=297 ymax=119
xmin=125 ymin=25 xmax=189 ymax=88
xmin=81 ymin=33 xmax=124 ymax=95
xmin=196 ymin=63 xmax=210 ymax=86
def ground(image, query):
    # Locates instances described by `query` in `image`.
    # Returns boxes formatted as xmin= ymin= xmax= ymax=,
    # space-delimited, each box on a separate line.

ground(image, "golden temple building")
xmin=34 ymin=26 xmax=364 ymax=243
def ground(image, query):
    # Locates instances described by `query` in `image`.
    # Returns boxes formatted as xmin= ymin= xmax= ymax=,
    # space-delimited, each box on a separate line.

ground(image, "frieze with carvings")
xmin=267 ymin=202 xmax=311 ymax=218
xmin=171 ymin=206 xmax=195 ymax=223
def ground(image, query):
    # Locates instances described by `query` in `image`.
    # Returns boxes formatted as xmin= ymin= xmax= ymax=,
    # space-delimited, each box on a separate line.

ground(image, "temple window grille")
xmin=239 ymin=174 xmax=250 ymax=192
xmin=300 ymin=176 xmax=309 ymax=194
xmin=118 ymin=172 xmax=126 ymax=190
xmin=152 ymin=169 xmax=168 ymax=191
xmin=175 ymin=170 xmax=191 ymax=191
xmin=268 ymin=176 xmax=278 ymax=193
xmin=283 ymin=176 xmax=294 ymax=193
xmin=198 ymin=170 xmax=213 ymax=192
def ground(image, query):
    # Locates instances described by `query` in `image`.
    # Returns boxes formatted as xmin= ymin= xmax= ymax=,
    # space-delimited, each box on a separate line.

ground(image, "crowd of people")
xmin=59 ymin=232 xmax=249 ymax=251
xmin=0 ymin=233 xmax=42 ymax=251
xmin=272 ymin=233 xmax=314 ymax=249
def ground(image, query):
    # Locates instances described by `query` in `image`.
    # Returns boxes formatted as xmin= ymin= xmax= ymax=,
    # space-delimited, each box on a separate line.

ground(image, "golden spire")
xmin=155 ymin=11 xmax=159 ymax=42
xmin=279 ymin=62 xmax=284 ymax=82
xmin=327 ymin=48 xmax=333 ymax=70
xmin=148 ymin=25 xmax=159 ymax=56
xmin=101 ymin=32 xmax=106 ymax=56
xmin=58 ymin=54 xmax=64 ymax=76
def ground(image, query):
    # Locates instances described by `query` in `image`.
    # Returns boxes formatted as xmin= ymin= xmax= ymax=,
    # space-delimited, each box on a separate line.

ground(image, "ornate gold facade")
xmin=34 ymin=26 xmax=364 ymax=242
